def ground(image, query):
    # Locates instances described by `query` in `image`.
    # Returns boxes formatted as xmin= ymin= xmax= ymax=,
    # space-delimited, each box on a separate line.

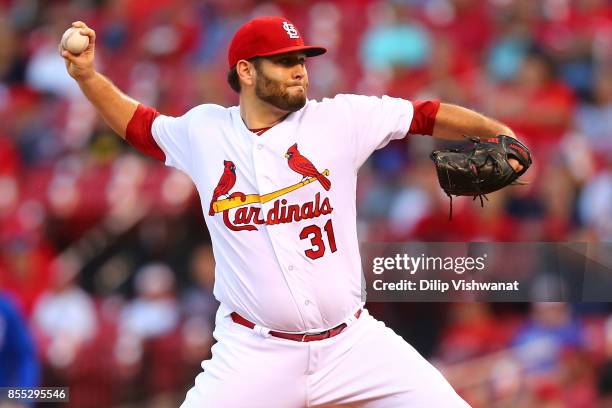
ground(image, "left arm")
xmin=432 ymin=103 xmax=514 ymax=140
xmin=429 ymin=103 xmax=523 ymax=171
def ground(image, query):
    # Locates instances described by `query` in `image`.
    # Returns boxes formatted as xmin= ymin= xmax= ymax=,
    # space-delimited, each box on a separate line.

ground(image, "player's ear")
xmin=236 ymin=59 xmax=255 ymax=87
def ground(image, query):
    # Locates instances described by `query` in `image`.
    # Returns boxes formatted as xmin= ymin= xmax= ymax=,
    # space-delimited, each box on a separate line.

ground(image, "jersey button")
xmin=257 ymin=144 xmax=263 ymax=150
xmin=287 ymin=265 xmax=294 ymax=271
xmin=304 ymin=300 xmax=310 ymax=305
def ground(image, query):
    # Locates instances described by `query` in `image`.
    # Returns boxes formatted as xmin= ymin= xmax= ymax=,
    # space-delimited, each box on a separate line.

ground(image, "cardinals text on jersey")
xmin=209 ymin=144 xmax=334 ymax=242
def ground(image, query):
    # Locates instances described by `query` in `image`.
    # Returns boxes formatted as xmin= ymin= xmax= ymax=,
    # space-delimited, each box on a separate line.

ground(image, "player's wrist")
xmin=75 ymin=69 xmax=99 ymax=85
xmin=497 ymin=126 xmax=515 ymax=138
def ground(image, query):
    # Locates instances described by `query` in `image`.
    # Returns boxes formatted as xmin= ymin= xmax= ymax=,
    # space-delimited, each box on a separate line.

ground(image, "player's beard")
xmin=255 ymin=69 xmax=307 ymax=112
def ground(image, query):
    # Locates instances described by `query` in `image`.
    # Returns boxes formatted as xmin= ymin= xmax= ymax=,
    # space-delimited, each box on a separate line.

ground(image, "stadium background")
xmin=0 ymin=0 xmax=611 ymax=406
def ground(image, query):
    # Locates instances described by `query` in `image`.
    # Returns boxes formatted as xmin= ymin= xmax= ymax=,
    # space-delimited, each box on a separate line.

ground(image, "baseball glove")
xmin=430 ymin=135 xmax=532 ymax=219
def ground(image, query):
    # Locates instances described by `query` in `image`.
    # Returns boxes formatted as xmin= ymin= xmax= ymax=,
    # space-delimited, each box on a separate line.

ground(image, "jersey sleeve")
xmin=125 ymin=105 xmax=165 ymax=161
xmin=151 ymin=111 xmax=194 ymax=174
xmin=334 ymin=94 xmax=414 ymax=169
xmin=409 ymin=100 xmax=440 ymax=136
xmin=125 ymin=104 xmax=194 ymax=173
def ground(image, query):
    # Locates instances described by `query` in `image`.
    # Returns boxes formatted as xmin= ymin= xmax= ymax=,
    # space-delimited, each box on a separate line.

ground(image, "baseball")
xmin=61 ymin=27 xmax=89 ymax=55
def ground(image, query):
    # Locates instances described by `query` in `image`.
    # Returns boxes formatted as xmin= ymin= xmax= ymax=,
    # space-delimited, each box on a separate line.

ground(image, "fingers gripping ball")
xmin=61 ymin=27 xmax=89 ymax=55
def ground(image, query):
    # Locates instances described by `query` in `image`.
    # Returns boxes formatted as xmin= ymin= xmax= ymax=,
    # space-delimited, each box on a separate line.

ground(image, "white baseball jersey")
xmin=150 ymin=94 xmax=414 ymax=332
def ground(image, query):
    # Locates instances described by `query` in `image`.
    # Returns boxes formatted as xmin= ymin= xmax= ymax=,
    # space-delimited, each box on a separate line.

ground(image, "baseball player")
xmin=61 ymin=16 xmax=525 ymax=407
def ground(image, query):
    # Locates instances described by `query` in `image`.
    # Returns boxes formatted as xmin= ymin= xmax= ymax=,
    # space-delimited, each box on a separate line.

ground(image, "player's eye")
xmin=275 ymin=57 xmax=305 ymax=67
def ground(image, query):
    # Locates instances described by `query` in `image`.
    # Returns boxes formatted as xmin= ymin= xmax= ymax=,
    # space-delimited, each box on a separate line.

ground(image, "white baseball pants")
xmin=180 ymin=304 xmax=470 ymax=407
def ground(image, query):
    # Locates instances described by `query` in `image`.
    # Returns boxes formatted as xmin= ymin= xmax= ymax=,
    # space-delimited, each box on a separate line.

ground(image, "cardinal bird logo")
xmin=285 ymin=143 xmax=331 ymax=191
xmin=209 ymin=160 xmax=237 ymax=216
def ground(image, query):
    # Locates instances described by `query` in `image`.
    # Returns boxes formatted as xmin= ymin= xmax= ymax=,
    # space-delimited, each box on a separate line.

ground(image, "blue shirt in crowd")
xmin=0 ymin=294 xmax=39 ymax=387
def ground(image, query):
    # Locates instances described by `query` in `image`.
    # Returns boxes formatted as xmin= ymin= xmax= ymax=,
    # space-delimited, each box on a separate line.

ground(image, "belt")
xmin=230 ymin=309 xmax=362 ymax=342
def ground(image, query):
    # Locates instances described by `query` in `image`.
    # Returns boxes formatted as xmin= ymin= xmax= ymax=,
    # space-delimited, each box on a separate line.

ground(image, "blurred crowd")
xmin=0 ymin=0 xmax=611 ymax=407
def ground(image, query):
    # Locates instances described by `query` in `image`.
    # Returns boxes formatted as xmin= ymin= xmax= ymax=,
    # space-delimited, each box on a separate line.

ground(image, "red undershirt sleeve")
xmin=125 ymin=104 xmax=166 ymax=162
xmin=409 ymin=100 xmax=440 ymax=136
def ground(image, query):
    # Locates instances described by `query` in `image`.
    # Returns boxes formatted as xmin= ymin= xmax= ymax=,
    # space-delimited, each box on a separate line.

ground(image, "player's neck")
xmin=239 ymin=95 xmax=289 ymax=130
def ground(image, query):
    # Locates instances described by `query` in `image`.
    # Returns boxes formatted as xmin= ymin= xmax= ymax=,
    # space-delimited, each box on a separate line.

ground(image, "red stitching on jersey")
xmin=250 ymin=127 xmax=272 ymax=136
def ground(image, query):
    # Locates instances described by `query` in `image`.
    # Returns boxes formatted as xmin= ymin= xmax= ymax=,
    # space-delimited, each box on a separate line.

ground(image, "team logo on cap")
xmin=282 ymin=22 xmax=300 ymax=39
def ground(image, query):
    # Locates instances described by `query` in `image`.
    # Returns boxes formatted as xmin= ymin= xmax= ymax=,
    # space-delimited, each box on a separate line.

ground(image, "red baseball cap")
xmin=228 ymin=16 xmax=327 ymax=68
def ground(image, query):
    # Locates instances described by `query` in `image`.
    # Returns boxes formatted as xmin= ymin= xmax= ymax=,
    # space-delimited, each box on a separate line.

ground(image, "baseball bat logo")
xmin=209 ymin=147 xmax=334 ymax=232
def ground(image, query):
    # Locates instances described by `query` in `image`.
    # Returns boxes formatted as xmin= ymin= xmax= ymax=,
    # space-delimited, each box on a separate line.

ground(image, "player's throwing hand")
xmin=59 ymin=21 xmax=96 ymax=82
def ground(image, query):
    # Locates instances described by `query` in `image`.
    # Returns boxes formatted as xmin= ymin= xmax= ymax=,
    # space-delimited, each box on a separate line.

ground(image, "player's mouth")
xmin=286 ymin=85 xmax=306 ymax=94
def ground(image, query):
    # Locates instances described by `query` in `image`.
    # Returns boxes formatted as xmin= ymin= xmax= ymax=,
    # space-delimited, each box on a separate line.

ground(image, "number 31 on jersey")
xmin=299 ymin=219 xmax=337 ymax=260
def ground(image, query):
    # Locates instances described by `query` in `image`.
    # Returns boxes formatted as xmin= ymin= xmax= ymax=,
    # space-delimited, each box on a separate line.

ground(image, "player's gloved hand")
xmin=508 ymin=157 xmax=523 ymax=172
xmin=430 ymin=134 xmax=532 ymax=219
xmin=59 ymin=21 xmax=96 ymax=82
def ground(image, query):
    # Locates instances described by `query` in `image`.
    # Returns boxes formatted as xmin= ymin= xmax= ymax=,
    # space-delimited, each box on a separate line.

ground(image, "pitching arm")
xmin=60 ymin=21 xmax=139 ymax=140
xmin=61 ymin=21 xmax=172 ymax=163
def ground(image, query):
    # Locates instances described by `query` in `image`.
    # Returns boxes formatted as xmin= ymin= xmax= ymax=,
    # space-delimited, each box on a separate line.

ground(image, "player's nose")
xmin=291 ymin=64 xmax=306 ymax=80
